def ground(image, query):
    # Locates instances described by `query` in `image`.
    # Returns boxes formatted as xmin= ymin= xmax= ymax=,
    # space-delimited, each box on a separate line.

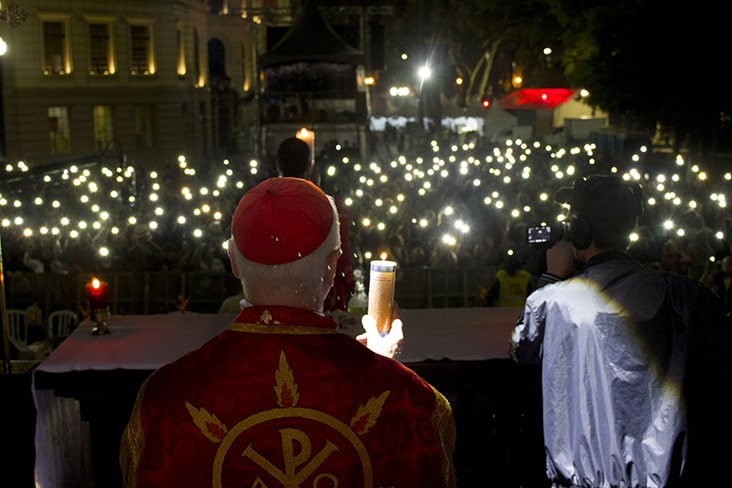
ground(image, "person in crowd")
xmin=191 ymin=241 xmax=226 ymax=273
xmin=678 ymin=210 xmax=715 ymax=280
xmin=22 ymin=236 xmax=46 ymax=273
xmin=216 ymin=291 xmax=245 ymax=314
xmin=699 ymin=254 xmax=732 ymax=313
xmin=189 ymin=240 xmax=228 ymax=301
xmin=429 ymin=244 xmax=459 ymax=269
xmin=509 ymin=174 xmax=731 ymax=487
xmin=487 ymin=254 xmax=533 ymax=307
xmin=659 ymin=237 xmax=694 ymax=276
xmin=275 ymin=136 xmax=355 ymax=313
xmin=120 ymin=177 xmax=456 ymax=487
xmin=124 ymin=224 xmax=164 ymax=272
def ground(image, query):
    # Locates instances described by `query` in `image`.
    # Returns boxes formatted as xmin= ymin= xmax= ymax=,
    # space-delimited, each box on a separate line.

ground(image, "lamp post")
xmin=417 ymin=63 xmax=430 ymax=129
xmin=0 ymin=2 xmax=28 ymax=373
xmin=0 ymin=36 xmax=7 ymax=373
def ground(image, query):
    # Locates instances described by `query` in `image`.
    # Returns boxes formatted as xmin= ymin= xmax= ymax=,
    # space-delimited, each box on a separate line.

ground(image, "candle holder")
xmin=90 ymin=306 xmax=111 ymax=335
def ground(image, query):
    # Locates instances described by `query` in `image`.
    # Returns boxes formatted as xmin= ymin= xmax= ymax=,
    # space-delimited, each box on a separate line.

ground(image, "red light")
xmin=481 ymin=98 xmax=491 ymax=108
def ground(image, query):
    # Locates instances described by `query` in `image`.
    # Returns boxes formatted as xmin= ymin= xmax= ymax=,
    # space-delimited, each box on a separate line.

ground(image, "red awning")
xmin=498 ymin=88 xmax=575 ymax=110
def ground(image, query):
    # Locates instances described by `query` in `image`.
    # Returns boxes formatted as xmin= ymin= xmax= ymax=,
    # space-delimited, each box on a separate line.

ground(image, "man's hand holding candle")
xmin=357 ymin=302 xmax=404 ymax=358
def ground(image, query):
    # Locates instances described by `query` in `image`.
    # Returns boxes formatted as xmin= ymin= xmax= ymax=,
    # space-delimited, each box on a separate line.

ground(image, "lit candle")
xmin=296 ymin=128 xmax=315 ymax=163
xmin=368 ymin=252 xmax=397 ymax=335
xmin=86 ymin=277 xmax=109 ymax=310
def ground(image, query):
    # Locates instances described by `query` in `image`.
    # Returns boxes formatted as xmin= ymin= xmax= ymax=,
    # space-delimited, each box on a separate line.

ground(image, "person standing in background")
xmin=487 ymin=254 xmax=533 ymax=307
xmin=275 ymin=136 xmax=354 ymax=312
xmin=699 ymin=254 xmax=732 ymax=314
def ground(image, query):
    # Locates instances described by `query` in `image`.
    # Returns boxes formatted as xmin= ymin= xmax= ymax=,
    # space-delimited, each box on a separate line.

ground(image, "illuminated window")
xmin=48 ymin=106 xmax=71 ymax=153
xmin=42 ymin=20 xmax=70 ymax=75
xmin=93 ymin=105 xmax=114 ymax=151
xmin=193 ymin=27 xmax=203 ymax=86
xmin=176 ymin=24 xmax=186 ymax=76
xmin=88 ymin=22 xmax=114 ymax=75
xmin=241 ymin=43 xmax=249 ymax=91
xmin=130 ymin=23 xmax=155 ymax=75
xmin=135 ymin=104 xmax=154 ymax=148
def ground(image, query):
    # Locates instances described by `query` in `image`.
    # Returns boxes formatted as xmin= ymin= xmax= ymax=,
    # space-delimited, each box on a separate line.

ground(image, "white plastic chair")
xmin=47 ymin=309 xmax=79 ymax=343
xmin=6 ymin=309 xmax=28 ymax=344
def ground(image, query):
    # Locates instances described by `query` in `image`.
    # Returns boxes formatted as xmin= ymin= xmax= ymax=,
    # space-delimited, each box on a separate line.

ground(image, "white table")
xmin=36 ymin=307 xmax=520 ymax=372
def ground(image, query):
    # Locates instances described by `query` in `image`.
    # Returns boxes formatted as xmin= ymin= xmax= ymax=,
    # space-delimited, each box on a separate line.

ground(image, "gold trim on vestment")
xmin=432 ymin=386 xmax=458 ymax=488
xmin=120 ymin=377 xmax=150 ymax=488
xmin=227 ymin=322 xmax=341 ymax=335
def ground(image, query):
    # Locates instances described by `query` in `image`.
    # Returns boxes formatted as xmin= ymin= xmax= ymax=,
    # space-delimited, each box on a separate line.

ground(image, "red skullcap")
xmin=231 ymin=177 xmax=334 ymax=264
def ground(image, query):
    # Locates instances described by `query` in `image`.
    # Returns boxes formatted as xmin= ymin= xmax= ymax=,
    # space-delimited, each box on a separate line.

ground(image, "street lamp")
xmin=416 ymin=63 xmax=433 ymax=131
xmin=418 ymin=64 xmax=431 ymax=86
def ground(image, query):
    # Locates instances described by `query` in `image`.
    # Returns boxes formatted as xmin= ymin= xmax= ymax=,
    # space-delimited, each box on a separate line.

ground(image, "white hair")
xmin=230 ymin=196 xmax=341 ymax=311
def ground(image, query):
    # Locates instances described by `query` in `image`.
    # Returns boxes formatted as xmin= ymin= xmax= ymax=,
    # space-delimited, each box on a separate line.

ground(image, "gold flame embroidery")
xmin=275 ymin=351 xmax=299 ymax=407
xmin=186 ymin=402 xmax=228 ymax=443
xmin=350 ymin=391 xmax=390 ymax=435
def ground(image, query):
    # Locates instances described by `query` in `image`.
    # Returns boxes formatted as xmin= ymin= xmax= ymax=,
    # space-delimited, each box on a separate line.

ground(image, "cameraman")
xmin=509 ymin=175 xmax=731 ymax=487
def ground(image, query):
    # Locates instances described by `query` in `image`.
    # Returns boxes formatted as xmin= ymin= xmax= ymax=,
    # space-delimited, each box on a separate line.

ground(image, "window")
xmin=48 ymin=107 xmax=71 ymax=153
xmin=42 ymin=21 xmax=70 ymax=75
xmin=130 ymin=23 xmax=155 ymax=75
xmin=209 ymin=0 xmax=228 ymax=15
xmin=176 ymin=24 xmax=186 ymax=76
xmin=135 ymin=105 xmax=154 ymax=148
xmin=88 ymin=22 xmax=115 ymax=75
xmin=241 ymin=43 xmax=250 ymax=91
xmin=193 ymin=27 xmax=202 ymax=87
xmin=93 ymin=105 xmax=114 ymax=151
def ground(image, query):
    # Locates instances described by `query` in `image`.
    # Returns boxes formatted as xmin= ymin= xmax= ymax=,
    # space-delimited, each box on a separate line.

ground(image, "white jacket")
xmin=510 ymin=251 xmax=731 ymax=487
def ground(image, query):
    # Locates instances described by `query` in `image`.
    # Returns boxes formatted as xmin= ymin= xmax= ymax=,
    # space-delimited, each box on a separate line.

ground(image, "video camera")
xmin=526 ymin=224 xmax=564 ymax=246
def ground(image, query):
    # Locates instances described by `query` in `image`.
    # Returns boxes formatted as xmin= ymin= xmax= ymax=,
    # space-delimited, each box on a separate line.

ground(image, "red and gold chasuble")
xmin=120 ymin=306 xmax=456 ymax=487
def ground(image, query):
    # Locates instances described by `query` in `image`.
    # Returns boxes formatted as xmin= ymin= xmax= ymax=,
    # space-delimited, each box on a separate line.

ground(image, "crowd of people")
xmin=2 ymin=134 xmax=732 ymax=311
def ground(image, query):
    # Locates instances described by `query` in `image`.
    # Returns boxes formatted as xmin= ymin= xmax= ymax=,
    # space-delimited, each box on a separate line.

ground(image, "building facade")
xmin=0 ymin=0 xmax=300 ymax=169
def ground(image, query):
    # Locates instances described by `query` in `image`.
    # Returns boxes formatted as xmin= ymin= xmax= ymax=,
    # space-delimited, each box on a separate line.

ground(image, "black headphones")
xmin=566 ymin=213 xmax=593 ymax=250
xmin=564 ymin=176 xmax=644 ymax=250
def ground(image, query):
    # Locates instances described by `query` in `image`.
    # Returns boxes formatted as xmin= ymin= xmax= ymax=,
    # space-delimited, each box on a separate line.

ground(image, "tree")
xmin=546 ymin=0 xmax=732 ymax=158
xmin=386 ymin=0 xmax=566 ymax=110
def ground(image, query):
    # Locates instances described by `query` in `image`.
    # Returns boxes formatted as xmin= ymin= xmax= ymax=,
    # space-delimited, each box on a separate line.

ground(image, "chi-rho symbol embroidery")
xmin=186 ymin=351 xmax=392 ymax=487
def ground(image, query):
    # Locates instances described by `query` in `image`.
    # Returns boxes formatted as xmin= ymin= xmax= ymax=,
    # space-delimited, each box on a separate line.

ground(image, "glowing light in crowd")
xmin=1 ymin=132 xmax=730 ymax=265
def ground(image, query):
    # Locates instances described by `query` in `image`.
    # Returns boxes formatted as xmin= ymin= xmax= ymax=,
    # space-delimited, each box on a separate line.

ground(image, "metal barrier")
xmin=3 ymin=266 xmax=498 ymax=316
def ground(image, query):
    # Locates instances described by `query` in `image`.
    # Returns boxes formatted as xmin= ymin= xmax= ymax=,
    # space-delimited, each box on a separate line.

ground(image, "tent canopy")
xmin=259 ymin=1 xmax=364 ymax=66
xmin=499 ymin=88 xmax=575 ymax=111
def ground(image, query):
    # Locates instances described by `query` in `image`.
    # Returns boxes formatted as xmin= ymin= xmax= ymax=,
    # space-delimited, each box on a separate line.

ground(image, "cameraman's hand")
xmin=356 ymin=303 xmax=404 ymax=358
xmin=545 ymin=240 xmax=577 ymax=279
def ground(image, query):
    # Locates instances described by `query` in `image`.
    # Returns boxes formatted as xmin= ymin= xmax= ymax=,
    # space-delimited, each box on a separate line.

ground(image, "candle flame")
xmin=380 ymin=252 xmax=387 ymax=260
xmin=296 ymin=128 xmax=314 ymax=141
xmin=91 ymin=277 xmax=101 ymax=289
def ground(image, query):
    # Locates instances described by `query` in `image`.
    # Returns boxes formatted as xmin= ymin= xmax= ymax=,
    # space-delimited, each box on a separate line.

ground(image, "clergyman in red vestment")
xmin=119 ymin=177 xmax=457 ymax=487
